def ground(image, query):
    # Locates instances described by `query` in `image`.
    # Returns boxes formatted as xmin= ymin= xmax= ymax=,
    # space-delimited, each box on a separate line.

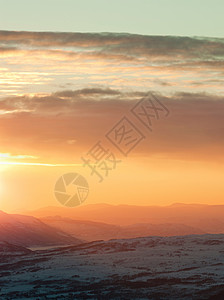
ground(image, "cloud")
xmin=0 ymin=31 xmax=223 ymax=162
xmin=1 ymin=31 xmax=224 ymax=63
xmin=0 ymin=89 xmax=223 ymax=162
xmin=54 ymin=88 xmax=121 ymax=97
xmin=0 ymin=31 xmax=224 ymax=97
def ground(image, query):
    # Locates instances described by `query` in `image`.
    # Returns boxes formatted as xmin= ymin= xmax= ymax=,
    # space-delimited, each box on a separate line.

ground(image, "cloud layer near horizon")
xmin=0 ymin=88 xmax=223 ymax=163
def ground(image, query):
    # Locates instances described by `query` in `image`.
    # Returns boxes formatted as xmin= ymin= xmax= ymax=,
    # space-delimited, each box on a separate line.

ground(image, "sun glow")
xmin=0 ymin=153 xmax=82 ymax=167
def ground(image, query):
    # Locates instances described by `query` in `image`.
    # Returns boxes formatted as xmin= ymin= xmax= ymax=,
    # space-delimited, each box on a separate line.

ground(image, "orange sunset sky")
xmin=0 ymin=31 xmax=224 ymax=212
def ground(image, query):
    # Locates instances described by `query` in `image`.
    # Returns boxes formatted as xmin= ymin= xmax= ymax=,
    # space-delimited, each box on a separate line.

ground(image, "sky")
xmin=0 ymin=2 xmax=223 ymax=212
xmin=0 ymin=0 xmax=224 ymax=37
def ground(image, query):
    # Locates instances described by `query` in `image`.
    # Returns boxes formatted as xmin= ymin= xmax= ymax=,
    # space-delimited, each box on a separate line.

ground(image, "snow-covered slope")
xmin=0 ymin=234 xmax=223 ymax=299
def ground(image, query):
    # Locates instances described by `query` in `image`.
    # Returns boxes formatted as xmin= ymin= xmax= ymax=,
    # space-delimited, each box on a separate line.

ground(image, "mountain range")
xmin=1 ymin=203 xmax=224 ymax=247
xmin=40 ymin=215 xmax=205 ymax=241
xmin=26 ymin=203 xmax=224 ymax=233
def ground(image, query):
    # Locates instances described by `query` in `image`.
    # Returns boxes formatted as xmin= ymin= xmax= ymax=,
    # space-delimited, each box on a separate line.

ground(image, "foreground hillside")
xmin=0 ymin=211 xmax=82 ymax=247
xmin=0 ymin=234 xmax=223 ymax=299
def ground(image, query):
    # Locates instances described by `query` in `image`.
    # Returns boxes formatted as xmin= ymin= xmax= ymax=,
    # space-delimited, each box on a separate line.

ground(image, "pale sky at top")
xmin=0 ymin=0 xmax=223 ymax=37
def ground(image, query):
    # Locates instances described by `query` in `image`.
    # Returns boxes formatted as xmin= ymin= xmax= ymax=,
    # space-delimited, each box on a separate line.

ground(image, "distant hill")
xmin=26 ymin=203 xmax=224 ymax=234
xmin=40 ymin=216 xmax=205 ymax=241
xmin=0 ymin=211 xmax=83 ymax=247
